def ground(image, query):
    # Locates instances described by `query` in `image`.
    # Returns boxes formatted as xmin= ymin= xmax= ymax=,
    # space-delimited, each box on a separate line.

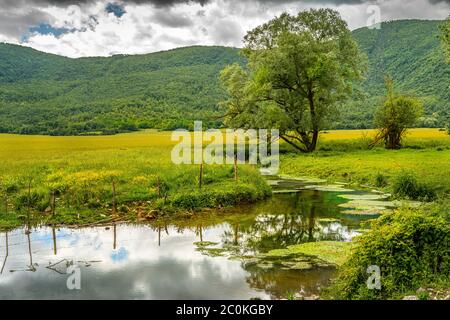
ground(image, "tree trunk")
xmin=309 ymin=129 xmax=319 ymax=152
xmin=307 ymin=87 xmax=319 ymax=153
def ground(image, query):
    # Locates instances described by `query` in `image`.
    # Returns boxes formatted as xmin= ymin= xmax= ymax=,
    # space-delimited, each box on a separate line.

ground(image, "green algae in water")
xmin=272 ymin=189 xmax=302 ymax=194
xmin=340 ymin=209 xmax=387 ymax=216
xmin=196 ymin=247 xmax=228 ymax=257
xmin=339 ymin=199 xmax=396 ymax=210
xmin=265 ymin=241 xmax=354 ymax=266
xmin=338 ymin=194 xmax=391 ymax=201
xmin=302 ymin=185 xmax=354 ymax=192
xmin=318 ymin=218 xmax=341 ymax=223
xmin=278 ymin=174 xmax=327 ymax=183
xmin=194 ymin=241 xmax=219 ymax=247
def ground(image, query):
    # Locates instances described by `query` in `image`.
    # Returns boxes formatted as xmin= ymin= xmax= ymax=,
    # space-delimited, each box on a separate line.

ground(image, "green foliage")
xmin=374 ymin=173 xmax=388 ymax=188
xmin=170 ymin=182 xmax=270 ymax=209
xmin=0 ymin=45 xmax=243 ymax=135
xmin=392 ymin=172 xmax=436 ymax=201
xmin=220 ymin=9 xmax=366 ymax=152
xmin=338 ymin=20 xmax=449 ymax=129
xmin=327 ymin=206 xmax=450 ymax=300
xmin=439 ymin=16 xmax=450 ymax=62
xmin=372 ymin=77 xmax=423 ymax=149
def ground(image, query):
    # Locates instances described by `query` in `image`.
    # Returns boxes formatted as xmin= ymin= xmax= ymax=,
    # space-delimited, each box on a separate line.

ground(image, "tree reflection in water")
xmin=152 ymin=190 xmax=361 ymax=298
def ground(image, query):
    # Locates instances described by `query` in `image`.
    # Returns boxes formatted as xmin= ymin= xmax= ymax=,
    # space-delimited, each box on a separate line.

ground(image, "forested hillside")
xmin=0 ymin=19 xmax=447 ymax=135
xmin=0 ymin=45 xmax=244 ymax=134
xmin=340 ymin=19 xmax=448 ymax=128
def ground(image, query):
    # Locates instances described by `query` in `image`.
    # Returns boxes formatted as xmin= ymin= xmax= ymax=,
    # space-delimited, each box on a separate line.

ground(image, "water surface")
xmin=0 ymin=179 xmax=378 ymax=299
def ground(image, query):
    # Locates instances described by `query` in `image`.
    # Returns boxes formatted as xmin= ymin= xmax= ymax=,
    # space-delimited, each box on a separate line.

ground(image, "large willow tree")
xmin=220 ymin=9 xmax=366 ymax=152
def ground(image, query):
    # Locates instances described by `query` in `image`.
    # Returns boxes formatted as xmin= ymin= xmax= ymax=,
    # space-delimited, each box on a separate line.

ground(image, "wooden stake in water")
xmin=26 ymin=232 xmax=36 ymax=272
xmin=113 ymin=224 xmax=117 ymax=250
xmin=52 ymin=227 xmax=57 ymax=255
xmin=1 ymin=232 xmax=8 ymax=274
xmin=27 ymin=178 xmax=32 ymax=231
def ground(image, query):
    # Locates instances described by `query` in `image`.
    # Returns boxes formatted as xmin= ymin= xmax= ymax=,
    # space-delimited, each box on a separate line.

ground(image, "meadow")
xmin=0 ymin=130 xmax=270 ymax=230
xmin=0 ymin=128 xmax=448 ymax=231
xmin=280 ymin=128 xmax=450 ymax=198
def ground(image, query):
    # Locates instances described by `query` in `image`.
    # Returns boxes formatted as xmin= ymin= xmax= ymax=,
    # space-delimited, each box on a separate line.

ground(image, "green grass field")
xmin=0 ymin=130 xmax=270 ymax=230
xmin=280 ymin=128 xmax=450 ymax=196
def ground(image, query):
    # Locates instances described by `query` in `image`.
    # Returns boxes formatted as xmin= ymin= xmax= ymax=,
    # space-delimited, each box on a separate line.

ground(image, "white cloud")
xmin=0 ymin=0 xmax=448 ymax=57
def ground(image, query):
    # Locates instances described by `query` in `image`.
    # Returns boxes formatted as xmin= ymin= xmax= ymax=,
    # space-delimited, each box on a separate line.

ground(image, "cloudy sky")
xmin=0 ymin=0 xmax=448 ymax=57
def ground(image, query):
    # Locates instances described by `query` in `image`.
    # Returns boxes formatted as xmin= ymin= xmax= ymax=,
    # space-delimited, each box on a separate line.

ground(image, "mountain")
xmin=0 ymin=45 xmax=244 ymax=135
xmin=0 ymin=19 xmax=447 ymax=135
xmin=339 ymin=19 xmax=449 ymax=129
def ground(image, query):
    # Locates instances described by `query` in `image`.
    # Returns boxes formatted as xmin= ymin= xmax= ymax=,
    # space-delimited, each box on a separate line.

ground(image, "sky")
xmin=0 ymin=0 xmax=448 ymax=57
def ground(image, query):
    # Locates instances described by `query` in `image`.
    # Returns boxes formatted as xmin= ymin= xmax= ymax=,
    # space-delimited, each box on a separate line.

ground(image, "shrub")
xmin=327 ymin=206 xmax=450 ymax=300
xmin=374 ymin=173 xmax=388 ymax=188
xmin=13 ymin=189 xmax=49 ymax=211
xmin=392 ymin=172 xmax=436 ymax=201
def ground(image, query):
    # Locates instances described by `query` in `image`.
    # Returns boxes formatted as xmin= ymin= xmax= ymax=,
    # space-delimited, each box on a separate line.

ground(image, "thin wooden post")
xmin=27 ymin=178 xmax=32 ymax=231
xmin=234 ymin=154 xmax=238 ymax=181
xmin=156 ymin=176 xmax=161 ymax=198
xmin=199 ymin=163 xmax=203 ymax=189
xmin=51 ymin=190 xmax=56 ymax=216
xmin=113 ymin=224 xmax=117 ymax=250
xmin=233 ymin=224 xmax=239 ymax=245
xmin=52 ymin=227 xmax=57 ymax=255
xmin=1 ymin=232 xmax=8 ymax=274
xmin=112 ymin=180 xmax=117 ymax=215
xmin=26 ymin=232 xmax=35 ymax=271
xmin=4 ymin=196 xmax=7 ymax=214
xmin=158 ymin=225 xmax=161 ymax=246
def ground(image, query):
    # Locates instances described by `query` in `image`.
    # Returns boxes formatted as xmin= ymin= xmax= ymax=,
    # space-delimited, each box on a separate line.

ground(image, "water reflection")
xmin=0 ymin=186 xmax=372 ymax=299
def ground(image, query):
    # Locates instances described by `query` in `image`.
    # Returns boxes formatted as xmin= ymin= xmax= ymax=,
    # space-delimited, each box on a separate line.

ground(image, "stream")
xmin=0 ymin=177 xmax=390 ymax=299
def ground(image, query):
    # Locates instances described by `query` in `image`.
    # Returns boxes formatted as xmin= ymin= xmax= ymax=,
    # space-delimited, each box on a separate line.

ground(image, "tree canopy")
xmin=372 ymin=77 xmax=423 ymax=149
xmin=220 ymin=9 xmax=366 ymax=152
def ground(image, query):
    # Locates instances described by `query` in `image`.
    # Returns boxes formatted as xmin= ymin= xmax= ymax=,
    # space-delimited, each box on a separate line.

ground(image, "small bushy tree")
xmin=371 ymin=77 xmax=423 ymax=149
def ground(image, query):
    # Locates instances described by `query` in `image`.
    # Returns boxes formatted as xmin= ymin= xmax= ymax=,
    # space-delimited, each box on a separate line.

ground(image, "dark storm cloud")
xmin=0 ymin=0 xmax=211 ymax=9
xmin=151 ymin=10 xmax=194 ymax=27
xmin=1 ymin=0 xmax=449 ymax=9
xmin=0 ymin=8 xmax=53 ymax=38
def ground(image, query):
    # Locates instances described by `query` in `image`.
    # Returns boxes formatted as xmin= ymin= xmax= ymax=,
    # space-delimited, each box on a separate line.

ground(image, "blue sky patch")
xmin=21 ymin=23 xmax=73 ymax=42
xmin=111 ymin=247 xmax=129 ymax=263
xmin=106 ymin=3 xmax=126 ymax=18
